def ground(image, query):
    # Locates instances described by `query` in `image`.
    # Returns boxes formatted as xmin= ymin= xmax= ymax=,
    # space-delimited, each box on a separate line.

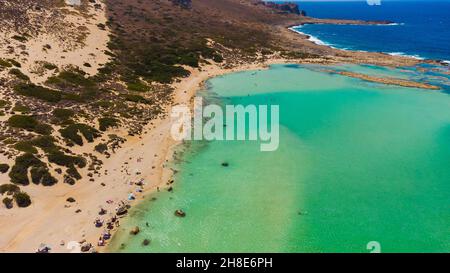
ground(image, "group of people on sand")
xmin=92 ymin=166 xmax=147 ymax=248
xmin=94 ymin=205 xmax=124 ymax=246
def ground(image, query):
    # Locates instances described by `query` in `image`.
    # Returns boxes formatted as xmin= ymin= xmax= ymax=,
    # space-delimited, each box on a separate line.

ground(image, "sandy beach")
xmin=0 ymin=55 xmax=292 ymax=252
xmin=0 ymin=0 xmax=445 ymax=253
xmin=0 ymin=30 xmax=433 ymax=254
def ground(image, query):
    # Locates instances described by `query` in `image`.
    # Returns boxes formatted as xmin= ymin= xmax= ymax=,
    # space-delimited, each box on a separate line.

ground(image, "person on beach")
xmin=98 ymin=237 xmax=105 ymax=246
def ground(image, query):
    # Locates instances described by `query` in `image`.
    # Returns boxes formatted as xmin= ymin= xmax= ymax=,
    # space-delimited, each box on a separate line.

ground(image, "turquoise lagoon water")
xmin=109 ymin=64 xmax=450 ymax=253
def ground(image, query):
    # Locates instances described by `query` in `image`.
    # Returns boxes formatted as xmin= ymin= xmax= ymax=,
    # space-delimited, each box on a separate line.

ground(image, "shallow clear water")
xmin=109 ymin=64 xmax=450 ymax=253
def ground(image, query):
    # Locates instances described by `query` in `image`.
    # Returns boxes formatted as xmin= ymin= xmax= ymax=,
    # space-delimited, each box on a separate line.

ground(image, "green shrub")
xmin=94 ymin=143 xmax=108 ymax=154
xmin=0 ymin=163 xmax=9 ymax=173
xmin=34 ymin=123 xmax=52 ymax=135
xmin=14 ymin=83 xmax=63 ymax=103
xmin=104 ymin=50 xmax=116 ymax=57
xmin=9 ymin=68 xmax=30 ymax=81
xmin=0 ymin=59 xmax=12 ymax=68
xmin=8 ymin=115 xmax=52 ymax=135
xmin=212 ymin=53 xmax=224 ymax=63
xmin=126 ymin=81 xmax=150 ymax=92
xmin=12 ymin=104 xmax=30 ymax=113
xmin=47 ymin=70 xmax=95 ymax=89
xmin=30 ymin=166 xmax=57 ymax=186
xmin=47 ymin=151 xmax=86 ymax=168
xmin=99 ymin=117 xmax=119 ymax=131
xmin=61 ymin=92 xmax=84 ymax=102
xmin=46 ymin=70 xmax=98 ymax=100
xmin=0 ymin=184 xmax=20 ymax=195
xmin=53 ymin=108 xmax=75 ymax=122
xmin=31 ymin=136 xmax=59 ymax=153
xmin=94 ymin=101 xmax=114 ymax=108
xmin=8 ymin=115 xmax=37 ymax=130
xmin=66 ymin=166 xmax=82 ymax=180
xmin=9 ymin=153 xmax=45 ymax=185
xmin=0 ymin=100 xmax=9 ymax=108
xmin=15 ymin=136 xmax=58 ymax=154
xmin=3 ymin=138 xmax=16 ymax=145
xmin=14 ymin=141 xmax=38 ymax=154
xmin=13 ymin=191 xmax=31 ymax=207
xmin=31 ymin=166 xmax=47 ymax=184
xmin=2 ymin=197 xmax=13 ymax=209
xmin=42 ymin=62 xmax=57 ymax=70
xmin=121 ymin=94 xmax=149 ymax=104
xmin=8 ymin=59 xmax=21 ymax=67
xmin=59 ymin=123 xmax=101 ymax=146
xmin=11 ymin=35 xmax=28 ymax=42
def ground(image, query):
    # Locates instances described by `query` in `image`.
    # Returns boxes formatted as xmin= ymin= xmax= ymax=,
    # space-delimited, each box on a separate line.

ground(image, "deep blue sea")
xmin=292 ymin=1 xmax=450 ymax=62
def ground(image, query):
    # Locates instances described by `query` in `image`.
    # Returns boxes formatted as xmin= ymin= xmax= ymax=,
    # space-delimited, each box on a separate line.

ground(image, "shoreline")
xmin=104 ymin=58 xmax=446 ymax=252
xmin=2 ymin=42 xmax=442 ymax=254
xmin=1 ymin=3 xmax=448 ymax=253
xmin=287 ymin=21 xmax=450 ymax=65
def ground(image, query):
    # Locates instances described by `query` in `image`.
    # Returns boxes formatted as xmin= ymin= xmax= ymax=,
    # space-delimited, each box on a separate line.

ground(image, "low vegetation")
xmin=98 ymin=117 xmax=119 ymax=131
xmin=126 ymin=80 xmax=150 ymax=92
xmin=9 ymin=68 xmax=30 ymax=81
xmin=12 ymin=104 xmax=30 ymax=113
xmin=94 ymin=143 xmax=108 ymax=154
xmin=0 ymin=58 xmax=12 ymax=68
xmin=9 ymin=153 xmax=55 ymax=186
xmin=13 ymin=191 xmax=32 ymax=207
xmin=2 ymin=197 xmax=13 ymax=209
xmin=42 ymin=62 xmax=58 ymax=70
xmin=46 ymin=69 xmax=98 ymax=99
xmin=8 ymin=115 xmax=52 ymax=135
xmin=14 ymin=141 xmax=39 ymax=154
xmin=52 ymin=108 xmax=75 ymax=124
xmin=11 ymin=35 xmax=28 ymax=43
xmin=0 ymin=100 xmax=9 ymax=108
xmin=0 ymin=164 xmax=10 ymax=173
xmin=0 ymin=184 xmax=20 ymax=194
xmin=14 ymin=83 xmax=63 ymax=103
xmin=8 ymin=59 xmax=21 ymax=67
xmin=59 ymin=123 xmax=101 ymax=146
xmin=121 ymin=94 xmax=149 ymax=104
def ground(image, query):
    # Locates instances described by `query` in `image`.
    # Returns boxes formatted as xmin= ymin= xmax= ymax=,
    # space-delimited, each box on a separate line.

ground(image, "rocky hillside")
xmin=0 ymin=0 xmax=330 ymax=209
xmin=257 ymin=1 xmax=306 ymax=16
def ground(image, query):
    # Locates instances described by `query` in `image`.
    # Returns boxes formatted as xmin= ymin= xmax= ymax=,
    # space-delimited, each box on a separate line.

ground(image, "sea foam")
xmin=289 ymin=27 xmax=337 ymax=49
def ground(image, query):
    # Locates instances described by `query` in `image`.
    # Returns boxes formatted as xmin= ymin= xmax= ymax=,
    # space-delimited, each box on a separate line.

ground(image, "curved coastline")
xmin=104 ymin=23 xmax=450 ymax=252
xmin=107 ymin=63 xmax=450 ymax=253
xmin=106 ymin=59 xmax=448 ymax=252
xmin=288 ymin=22 xmax=450 ymax=65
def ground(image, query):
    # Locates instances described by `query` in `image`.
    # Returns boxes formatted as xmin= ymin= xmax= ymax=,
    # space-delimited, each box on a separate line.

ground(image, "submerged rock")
xmin=130 ymin=226 xmax=140 ymax=235
xmin=175 ymin=209 xmax=186 ymax=218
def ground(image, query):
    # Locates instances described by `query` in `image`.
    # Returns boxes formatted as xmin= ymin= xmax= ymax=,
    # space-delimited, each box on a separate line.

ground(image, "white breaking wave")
xmin=288 ymin=26 xmax=337 ymax=49
xmin=388 ymin=52 xmax=425 ymax=60
xmin=376 ymin=23 xmax=405 ymax=26
xmin=289 ymin=25 xmax=429 ymax=61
